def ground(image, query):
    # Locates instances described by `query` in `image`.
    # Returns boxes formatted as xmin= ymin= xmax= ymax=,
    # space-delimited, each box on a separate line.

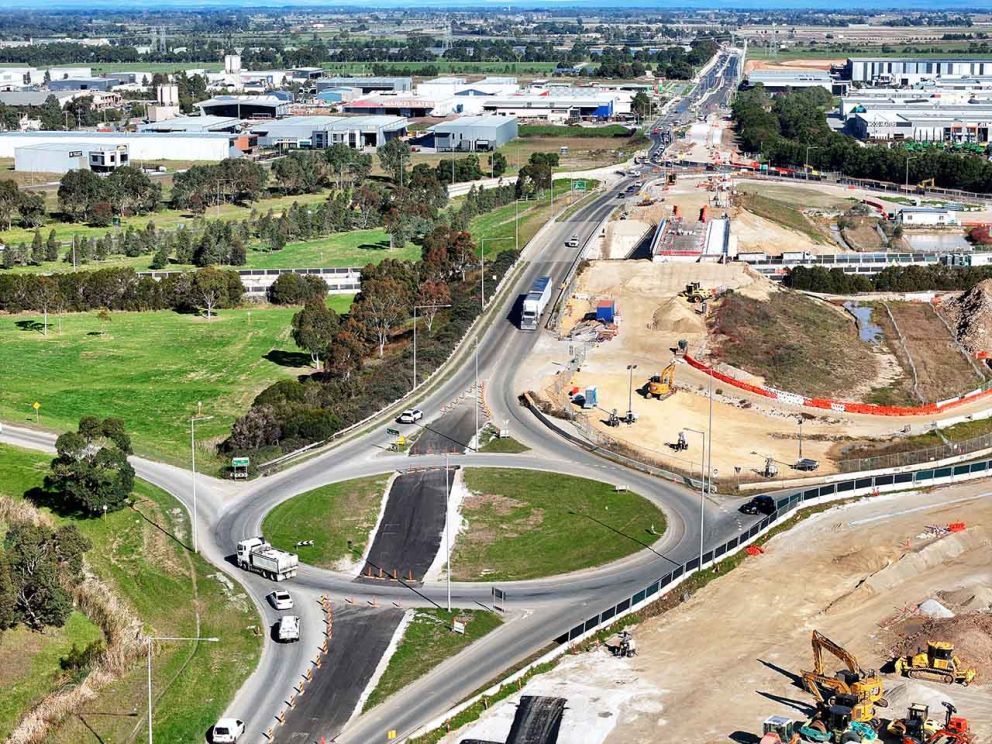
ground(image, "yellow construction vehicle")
xmin=893 ymin=641 xmax=977 ymax=686
xmin=680 ymin=281 xmax=709 ymax=304
xmin=801 ymin=630 xmax=888 ymax=726
xmin=646 ymin=361 xmax=676 ymax=400
xmin=917 ymin=178 xmax=936 ymax=192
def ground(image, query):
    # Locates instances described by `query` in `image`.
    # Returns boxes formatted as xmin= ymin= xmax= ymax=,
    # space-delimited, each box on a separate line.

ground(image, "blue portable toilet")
xmin=596 ymin=300 xmax=615 ymax=324
xmin=584 ymin=386 xmax=598 ymax=409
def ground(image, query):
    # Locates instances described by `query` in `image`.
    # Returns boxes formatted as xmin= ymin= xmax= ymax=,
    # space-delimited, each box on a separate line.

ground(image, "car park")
xmin=212 ymin=718 xmax=245 ymax=743
xmin=397 ymin=408 xmax=423 ymax=424
xmin=268 ymin=590 xmax=293 ymax=610
xmin=739 ymin=495 xmax=776 ymax=516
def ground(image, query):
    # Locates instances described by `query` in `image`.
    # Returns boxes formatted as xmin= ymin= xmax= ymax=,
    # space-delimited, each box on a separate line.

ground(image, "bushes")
xmin=268 ymin=273 xmax=328 ymax=305
xmin=785 ymin=263 xmax=992 ymax=294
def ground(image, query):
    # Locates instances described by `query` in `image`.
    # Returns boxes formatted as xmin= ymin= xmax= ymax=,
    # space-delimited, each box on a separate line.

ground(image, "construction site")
xmin=445 ymin=482 xmax=992 ymax=744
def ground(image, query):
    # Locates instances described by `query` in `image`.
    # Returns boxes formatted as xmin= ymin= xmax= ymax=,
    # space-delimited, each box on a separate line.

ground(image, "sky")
xmin=4 ymin=0 xmax=987 ymax=9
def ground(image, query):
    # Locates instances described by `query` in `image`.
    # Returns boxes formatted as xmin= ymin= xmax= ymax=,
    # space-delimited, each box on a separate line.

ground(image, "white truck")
xmin=520 ymin=276 xmax=552 ymax=331
xmin=236 ymin=537 xmax=298 ymax=581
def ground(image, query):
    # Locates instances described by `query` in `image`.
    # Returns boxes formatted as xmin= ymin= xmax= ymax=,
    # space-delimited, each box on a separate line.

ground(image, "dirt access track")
xmin=445 ymin=483 xmax=992 ymax=744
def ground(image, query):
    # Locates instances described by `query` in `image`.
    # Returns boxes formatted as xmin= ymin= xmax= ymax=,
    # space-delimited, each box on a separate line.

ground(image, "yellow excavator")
xmin=646 ymin=361 xmax=676 ymax=400
xmin=893 ymin=641 xmax=977 ymax=686
xmin=801 ymin=630 xmax=888 ymax=726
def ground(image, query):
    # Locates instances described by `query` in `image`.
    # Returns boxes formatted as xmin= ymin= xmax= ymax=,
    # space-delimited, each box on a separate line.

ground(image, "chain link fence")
xmin=837 ymin=427 xmax=992 ymax=473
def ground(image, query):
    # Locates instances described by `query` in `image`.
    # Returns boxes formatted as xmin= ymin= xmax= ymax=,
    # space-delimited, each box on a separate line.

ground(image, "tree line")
xmin=785 ymin=264 xmax=992 ymax=294
xmin=732 ymin=87 xmax=992 ymax=194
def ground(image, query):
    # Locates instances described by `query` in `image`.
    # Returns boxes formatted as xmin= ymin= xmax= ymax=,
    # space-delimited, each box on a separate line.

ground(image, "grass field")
xmin=0 ymin=300 xmax=352 ymax=467
xmin=712 ymin=292 xmax=876 ymax=399
xmin=90 ymin=62 xmax=224 ymax=73
xmin=738 ymin=192 xmax=831 ymax=244
xmin=319 ymin=61 xmax=557 ymax=75
xmin=247 ymin=228 xmax=418 ymax=268
xmin=262 ymin=475 xmax=392 ymax=568
xmin=0 ymin=443 xmax=260 ymax=742
xmin=477 ymin=428 xmax=529 ymax=454
xmin=451 ymin=469 xmax=666 ymax=581
xmin=362 ymin=609 xmax=502 ymax=712
xmin=518 ymin=124 xmax=634 ymax=139
xmin=0 ymin=612 xmax=103 ymax=740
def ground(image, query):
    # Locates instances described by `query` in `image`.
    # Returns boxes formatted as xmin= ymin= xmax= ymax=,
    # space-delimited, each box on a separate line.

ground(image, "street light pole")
xmin=190 ymin=405 xmax=212 ymax=554
xmin=626 ymin=363 xmax=637 ymax=421
xmin=684 ymin=426 xmax=706 ymax=569
xmin=146 ymin=635 xmax=218 ymax=744
xmin=445 ymin=453 xmax=451 ymax=612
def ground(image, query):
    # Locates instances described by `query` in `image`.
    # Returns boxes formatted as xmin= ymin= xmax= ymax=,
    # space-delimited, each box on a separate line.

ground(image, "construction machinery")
xmin=802 ymin=631 xmax=888 ymax=715
xmin=893 ymin=641 xmax=977 ymax=686
xmin=798 ymin=705 xmax=878 ymax=743
xmin=917 ymin=178 xmax=936 ymax=192
xmin=680 ymin=281 xmax=709 ymax=304
xmin=760 ymin=716 xmax=800 ymax=744
xmin=887 ymin=703 xmax=939 ymax=743
xmin=924 ymin=702 xmax=974 ymax=744
xmin=646 ymin=361 xmax=676 ymax=400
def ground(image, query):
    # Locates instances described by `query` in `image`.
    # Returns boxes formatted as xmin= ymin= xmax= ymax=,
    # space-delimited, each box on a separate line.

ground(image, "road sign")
xmin=387 ymin=732 xmax=397 ymax=740
xmin=492 ymin=587 xmax=506 ymax=613
xmin=572 ymin=180 xmax=586 ymax=191
xmin=32 ymin=401 xmax=40 ymax=410
xmin=386 ymin=427 xmax=400 ymax=436
xmin=397 ymin=435 xmax=406 ymax=447
xmin=231 ymin=457 xmax=250 ymax=467
xmin=452 ymin=620 xmax=465 ymax=634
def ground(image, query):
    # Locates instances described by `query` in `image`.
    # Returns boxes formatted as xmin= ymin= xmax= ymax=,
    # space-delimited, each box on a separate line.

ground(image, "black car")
xmin=739 ymin=495 xmax=776 ymax=516
xmin=794 ymin=458 xmax=820 ymax=472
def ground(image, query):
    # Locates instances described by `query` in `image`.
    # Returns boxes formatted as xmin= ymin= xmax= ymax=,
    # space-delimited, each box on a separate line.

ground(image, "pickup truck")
xmin=277 ymin=615 xmax=301 ymax=642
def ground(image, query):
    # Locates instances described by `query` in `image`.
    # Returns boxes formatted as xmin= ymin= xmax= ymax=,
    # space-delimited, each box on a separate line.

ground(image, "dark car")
xmin=739 ymin=495 xmax=776 ymax=516
xmin=794 ymin=458 xmax=820 ymax=472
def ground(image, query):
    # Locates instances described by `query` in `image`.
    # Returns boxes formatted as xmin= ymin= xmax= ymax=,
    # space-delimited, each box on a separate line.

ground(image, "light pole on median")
xmin=626 ymin=363 xmax=637 ymax=422
xmin=412 ymin=303 xmax=451 ymax=390
xmin=445 ymin=452 xmax=451 ymax=613
xmin=190 ymin=403 xmax=213 ymax=554
xmin=682 ymin=426 xmax=706 ymax=570
xmin=146 ymin=635 xmax=218 ymax=744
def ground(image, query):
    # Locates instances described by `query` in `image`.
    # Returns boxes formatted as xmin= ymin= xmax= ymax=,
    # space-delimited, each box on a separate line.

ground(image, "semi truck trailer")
xmin=236 ymin=537 xmax=298 ymax=581
xmin=520 ymin=276 xmax=552 ymax=331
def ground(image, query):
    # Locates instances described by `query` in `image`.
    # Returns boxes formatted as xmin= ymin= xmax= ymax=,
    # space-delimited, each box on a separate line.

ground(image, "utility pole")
xmin=626 ymin=363 xmax=637 ymax=422
xmin=685 ymin=427 xmax=706 ymax=569
xmin=190 ymin=403 xmax=213 ymax=554
xmin=475 ymin=339 xmax=480 ymax=449
xmin=445 ymin=453 xmax=451 ymax=612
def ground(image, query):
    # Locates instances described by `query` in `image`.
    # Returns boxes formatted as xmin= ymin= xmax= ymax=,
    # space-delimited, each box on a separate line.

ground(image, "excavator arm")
xmin=811 ymin=630 xmax=862 ymax=677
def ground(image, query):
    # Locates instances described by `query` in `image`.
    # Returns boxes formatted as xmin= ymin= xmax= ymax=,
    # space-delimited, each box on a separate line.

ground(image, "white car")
xmin=268 ymin=590 xmax=293 ymax=610
xmin=566 ymin=235 xmax=579 ymax=248
xmin=212 ymin=718 xmax=245 ymax=743
xmin=397 ymin=408 xmax=423 ymax=424
xmin=277 ymin=615 xmax=301 ymax=642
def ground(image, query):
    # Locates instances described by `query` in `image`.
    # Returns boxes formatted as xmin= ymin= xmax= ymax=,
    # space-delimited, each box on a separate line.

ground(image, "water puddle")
xmin=844 ymin=301 xmax=882 ymax=344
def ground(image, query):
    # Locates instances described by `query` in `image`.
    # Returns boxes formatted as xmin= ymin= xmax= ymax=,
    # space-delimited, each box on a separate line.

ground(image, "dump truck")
xmin=520 ymin=276 xmax=552 ymax=331
xmin=236 ymin=537 xmax=298 ymax=581
xmin=893 ymin=641 xmax=977 ymax=686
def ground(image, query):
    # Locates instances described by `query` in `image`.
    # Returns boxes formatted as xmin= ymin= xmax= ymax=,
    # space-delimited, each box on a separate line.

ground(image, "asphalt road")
xmin=410 ymin=399 xmax=479 ymax=455
xmin=359 ymin=467 xmax=453 ymax=583
xmin=0 ymin=46 xmax=756 ymax=744
xmin=279 ymin=603 xmax=405 ymax=743
xmin=507 ymin=696 xmax=566 ymax=744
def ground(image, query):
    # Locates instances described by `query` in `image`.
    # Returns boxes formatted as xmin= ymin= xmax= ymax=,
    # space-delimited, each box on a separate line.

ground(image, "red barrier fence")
xmin=683 ymin=355 xmax=992 ymax=417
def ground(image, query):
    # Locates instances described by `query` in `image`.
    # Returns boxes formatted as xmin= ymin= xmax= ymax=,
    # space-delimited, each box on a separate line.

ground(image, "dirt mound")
xmin=649 ymin=297 xmax=703 ymax=335
xmin=942 ymin=279 xmax=992 ymax=353
xmin=888 ymin=612 xmax=992 ymax=681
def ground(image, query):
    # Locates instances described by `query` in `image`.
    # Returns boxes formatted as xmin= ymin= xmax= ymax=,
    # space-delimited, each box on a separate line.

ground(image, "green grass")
xmin=478 ymin=429 xmax=530 ymax=454
xmin=0 ymin=612 xmax=104 ymax=740
xmin=518 ymin=124 xmax=634 ymax=138
xmin=452 ymin=469 xmax=666 ymax=582
xmin=262 ymin=474 xmax=392 ymax=568
xmin=0 ymin=300 xmax=352 ymax=468
xmin=363 ymin=609 xmax=503 ymax=712
xmin=90 ymin=62 xmax=224 ymax=72
xmin=0 ymin=443 xmax=261 ymax=743
xmin=739 ymin=192 xmax=831 ymax=244
xmin=248 ymin=228 xmax=418 ymax=269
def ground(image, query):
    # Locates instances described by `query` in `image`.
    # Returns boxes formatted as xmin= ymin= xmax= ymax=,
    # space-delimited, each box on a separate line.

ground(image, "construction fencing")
xmin=838 ymin=429 xmax=992 ymax=473
xmin=551 ymin=456 xmax=992 ymax=646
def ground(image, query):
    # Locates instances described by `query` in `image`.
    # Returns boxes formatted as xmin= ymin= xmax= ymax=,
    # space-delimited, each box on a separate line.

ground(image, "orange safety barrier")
xmin=745 ymin=545 xmax=764 ymax=556
xmin=684 ymin=355 xmax=992 ymax=417
xmin=947 ymin=522 xmax=967 ymax=532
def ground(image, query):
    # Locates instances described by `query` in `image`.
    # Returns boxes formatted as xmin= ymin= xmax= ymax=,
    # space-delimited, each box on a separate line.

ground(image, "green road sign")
xmin=386 ymin=427 xmax=400 ymax=436
xmin=231 ymin=457 xmax=250 ymax=467
xmin=572 ymin=180 xmax=586 ymax=191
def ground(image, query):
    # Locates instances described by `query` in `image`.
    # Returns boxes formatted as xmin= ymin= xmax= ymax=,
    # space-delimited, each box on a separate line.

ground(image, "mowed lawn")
xmin=0 ymin=443 xmax=260 ymax=743
xmin=452 ymin=469 xmax=666 ymax=581
xmin=263 ymin=474 xmax=393 ymax=568
xmin=247 ymin=228 xmax=419 ymax=268
xmin=0 ymin=299 xmax=352 ymax=467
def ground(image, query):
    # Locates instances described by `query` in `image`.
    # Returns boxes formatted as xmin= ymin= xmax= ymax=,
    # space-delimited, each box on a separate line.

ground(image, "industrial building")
xmin=0 ymin=90 xmax=76 ymax=107
xmin=745 ymin=69 xmax=844 ymax=94
xmin=249 ymin=115 xmax=407 ymax=149
xmin=896 ymin=207 xmax=961 ymax=227
xmin=48 ymin=77 xmax=115 ymax=92
xmin=481 ymin=94 xmax=614 ymax=121
xmin=432 ymin=116 xmax=518 ymax=152
xmin=316 ymin=76 xmax=412 ymax=94
xmin=0 ymin=131 xmax=238 ymax=165
xmin=14 ymin=141 xmax=128 ymax=174
xmin=138 ymin=115 xmax=243 ymax=133
xmin=849 ymin=107 xmax=992 ymax=143
xmin=342 ymin=94 xmax=452 ymax=117
xmin=843 ymin=57 xmax=992 ymax=85
xmin=196 ymin=94 xmax=290 ymax=120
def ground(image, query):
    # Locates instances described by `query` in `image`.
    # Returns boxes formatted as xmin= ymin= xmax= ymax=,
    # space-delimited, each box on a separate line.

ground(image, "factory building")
xmin=0 ymin=131 xmax=238 ymax=165
xmin=849 ymin=108 xmax=992 ymax=143
xmin=0 ymin=90 xmax=77 ymax=107
xmin=432 ymin=116 xmax=518 ymax=152
xmin=316 ymin=76 xmax=412 ymax=94
xmin=481 ymin=94 xmax=614 ymax=122
xmin=196 ymin=94 xmax=290 ymax=120
xmin=745 ymin=69 xmax=844 ymax=95
xmin=896 ymin=207 xmax=961 ymax=227
xmin=138 ymin=115 xmax=243 ymax=134
xmin=249 ymin=115 xmax=407 ymax=149
xmin=48 ymin=77 xmax=115 ymax=92
xmin=14 ymin=142 xmax=128 ymax=175
xmin=843 ymin=57 xmax=992 ymax=85
xmin=341 ymin=94 xmax=452 ymax=117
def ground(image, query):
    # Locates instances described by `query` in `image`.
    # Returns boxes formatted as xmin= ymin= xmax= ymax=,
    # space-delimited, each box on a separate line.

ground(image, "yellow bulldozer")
xmin=893 ymin=641 xmax=977 ymax=686
xmin=801 ymin=630 xmax=888 ymax=726
xmin=646 ymin=362 xmax=676 ymax=400
xmin=680 ymin=281 xmax=709 ymax=304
